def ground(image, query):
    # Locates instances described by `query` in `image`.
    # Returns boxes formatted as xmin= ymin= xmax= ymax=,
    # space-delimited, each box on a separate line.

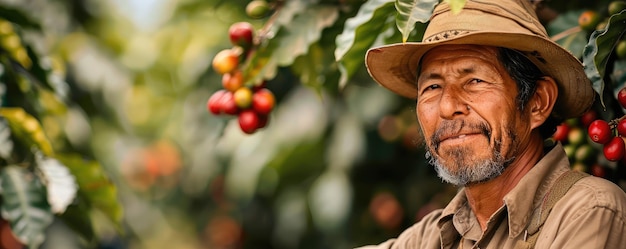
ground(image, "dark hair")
xmin=497 ymin=47 xmax=561 ymax=139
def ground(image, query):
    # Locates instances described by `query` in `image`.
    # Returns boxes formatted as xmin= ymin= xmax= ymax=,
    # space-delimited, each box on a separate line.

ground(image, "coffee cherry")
xmin=568 ymin=127 xmax=586 ymax=145
xmin=252 ymin=88 xmax=275 ymax=115
xmin=246 ymin=0 xmax=270 ymax=19
xmin=552 ymin=123 xmax=570 ymax=142
xmin=228 ymin=22 xmax=254 ymax=49
xmin=596 ymin=20 xmax=608 ymax=31
xmin=571 ymin=161 xmax=587 ymax=172
xmin=580 ymin=109 xmax=598 ymax=128
xmin=588 ymin=119 xmax=612 ymax=144
xmin=220 ymin=91 xmax=239 ymax=115
xmin=563 ymin=144 xmax=576 ymax=160
xmin=603 ymin=136 xmax=625 ymax=161
xmin=579 ymin=10 xmax=601 ymax=31
xmin=234 ymin=87 xmax=253 ymax=109
xmin=618 ymin=87 xmax=626 ymax=109
xmin=207 ymin=90 xmax=227 ymax=115
xmin=591 ymin=163 xmax=607 ymax=178
xmin=575 ymin=144 xmax=596 ymax=163
xmin=609 ymin=1 xmax=626 ymax=15
xmin=616 ymin=40 xmax=626 ymax=59
xmin=222 ymin=71 xmax=243 ymax=92
xmin=238 ymin=110 xmax=260 ymax=134
xmin=212 ymin=49 xmax=239 ymax=75
xmin=617 ymin=119 xmax=626 ymax=137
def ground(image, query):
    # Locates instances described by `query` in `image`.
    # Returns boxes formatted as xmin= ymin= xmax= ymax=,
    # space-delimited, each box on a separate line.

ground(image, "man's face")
xmin=416 ymin=45 xmax=533 ymax=186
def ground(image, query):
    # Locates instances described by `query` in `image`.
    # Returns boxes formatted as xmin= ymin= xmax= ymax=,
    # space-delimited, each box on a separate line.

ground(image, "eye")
xmin=469 ymin=78 xmax=484 ymax=84
xmin=422 ymin=84 xmax=440 ymax=93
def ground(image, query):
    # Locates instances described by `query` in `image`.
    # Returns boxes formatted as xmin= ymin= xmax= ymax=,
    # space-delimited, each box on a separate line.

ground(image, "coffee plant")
xmin=0 ymin=6 xmax=122 ymax=249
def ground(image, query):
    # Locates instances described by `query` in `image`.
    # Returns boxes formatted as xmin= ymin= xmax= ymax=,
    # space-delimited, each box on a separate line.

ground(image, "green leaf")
xmin=272 ymin=0 xmax=314 ymax=30
xmin=1 ymin=165 xmax=54 ymax=248
xmin=243 ymin=5 xmax=339 ymax=87
xmin=395 ymin=0 xmax=438 ymax=42
xmin=291 ymin=43 xmax=328 ymax=95
xmin=274 ymin=6 xmax=339 ymax=66
xmin=444 ymin=0 xmax=466 ymax=14
xmin=0 ymin=108 xmax=54 ymax=156
xmin=0 ymin=6 xmax=41 ymax=30
xmin=239 ymin=0 xmax=315 ymax=85
xmin=55 ymin=153 xmax=123 ymax=232
xmin=546 ymin=10 xmax=587 ymax=58
xmin=26 ymin=45 xmax=69 ymax=101
xmin=335 ymin=0 xmax=396 ymax=89
xmin=36 ymin=155 xmax=78 ymax=214
xmin=582 ymin=9 xmax=626 ymax=108
xmin=241 ymin=37 xmax=279 ymax=87
xmin=0 ymin=118 xmax=13 ymax=160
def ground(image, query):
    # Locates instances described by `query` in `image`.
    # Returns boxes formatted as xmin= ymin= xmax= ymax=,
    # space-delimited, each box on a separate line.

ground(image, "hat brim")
xmin=365 ymin=32 xmax=594 ymax=119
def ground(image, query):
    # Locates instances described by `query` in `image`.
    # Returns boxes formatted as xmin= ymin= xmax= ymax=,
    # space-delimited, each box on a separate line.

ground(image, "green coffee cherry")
xmin=246 ymin=0 xmax=270 ymax=19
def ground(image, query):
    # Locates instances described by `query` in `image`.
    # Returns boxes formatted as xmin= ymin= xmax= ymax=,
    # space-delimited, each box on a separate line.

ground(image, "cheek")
xmin=416 ymin=105 xmax=436 ymax=137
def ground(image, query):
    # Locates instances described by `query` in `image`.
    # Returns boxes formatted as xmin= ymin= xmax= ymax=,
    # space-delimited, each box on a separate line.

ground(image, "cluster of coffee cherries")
xmin=586 ymin=88 xmax=626 ymax=161
xmin=552 ymin=88 xmax=626 ymax=179
xmin=553 ymin=112 xmax=610 ymax=177
xmin=206 ymin=22 xmax=276 ymax=134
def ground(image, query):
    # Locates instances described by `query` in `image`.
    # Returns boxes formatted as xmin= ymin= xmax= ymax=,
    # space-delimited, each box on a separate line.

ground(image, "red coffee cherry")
xmin=228 ymin=22 xmax=254 ymax=49
xmin=220 ymin=91 xmax=239 ymax=115
xmin=603 ymin=136 xmax=625 ymax=161
xmin=551 ymin=123 xmax=570 ymax=142
xmin=580 ymin=109 xmax=598 ymax=128
xmin=252 ymin=88 xmax=275 ymax=115
xmin=618 ymin=87 xmax=626 ymax=109
xmin=588 ymin=119 xmax=612 ymax=144
xmin=207 ymin=90 xmax=227 ymax=115
xmin=591 ymin=163 xmax=607 ymax=178
xmin=617 ymin=119 xmax=626 ymax=137
xmin=238 ymin=110 xmax=260 ymax=134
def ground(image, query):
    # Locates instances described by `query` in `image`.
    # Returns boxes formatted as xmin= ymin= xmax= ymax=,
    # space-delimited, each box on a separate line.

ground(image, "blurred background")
xmin=0 ymin=0 xmax=624 ymax=249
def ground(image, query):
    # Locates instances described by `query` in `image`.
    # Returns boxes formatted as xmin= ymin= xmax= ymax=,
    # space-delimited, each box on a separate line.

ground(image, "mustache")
xmin=430 ymin=120 xmax=491 ymax=150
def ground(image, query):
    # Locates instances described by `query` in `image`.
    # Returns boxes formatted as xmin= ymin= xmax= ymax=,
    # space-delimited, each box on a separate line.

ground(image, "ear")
xmin=529 ymin=76 xmax=558 ymax=130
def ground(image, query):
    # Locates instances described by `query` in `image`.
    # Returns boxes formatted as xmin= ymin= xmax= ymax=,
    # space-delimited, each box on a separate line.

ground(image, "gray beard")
xmin=421 ymin=119 xmax=517 ymax=186
xmin=425 ymin=149 xmax=506 ymax=186
xmin=425 ymin=138 xmax=516 ymax=186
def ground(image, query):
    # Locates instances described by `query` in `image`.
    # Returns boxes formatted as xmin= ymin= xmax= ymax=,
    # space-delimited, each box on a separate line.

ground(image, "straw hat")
xmin=365 ymin=0 xmax=594 ymax=119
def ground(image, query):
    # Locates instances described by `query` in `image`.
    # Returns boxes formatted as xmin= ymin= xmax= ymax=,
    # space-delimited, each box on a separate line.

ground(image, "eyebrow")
xmin=418 ymin=67 xmax=476 ymax=84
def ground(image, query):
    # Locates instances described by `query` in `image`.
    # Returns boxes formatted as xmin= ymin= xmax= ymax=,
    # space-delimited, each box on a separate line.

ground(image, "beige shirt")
xmin=357 ymin=144 xmax=626 ymax=249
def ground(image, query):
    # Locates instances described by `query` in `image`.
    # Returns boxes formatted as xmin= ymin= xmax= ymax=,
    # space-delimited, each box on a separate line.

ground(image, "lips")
xmin=431 ymin=120 xmax=491 ymax=150
xmin=439 ymin=132 xmax=484 ymax=143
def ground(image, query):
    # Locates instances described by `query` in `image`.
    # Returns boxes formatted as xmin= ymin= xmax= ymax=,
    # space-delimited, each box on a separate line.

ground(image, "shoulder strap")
xmin=514 ymin=170 xmax=588 ymax=249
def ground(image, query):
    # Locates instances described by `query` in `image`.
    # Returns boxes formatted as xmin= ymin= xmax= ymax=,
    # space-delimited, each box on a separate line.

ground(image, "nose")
xmin=439 ymin=86 xmax=469 ymax=119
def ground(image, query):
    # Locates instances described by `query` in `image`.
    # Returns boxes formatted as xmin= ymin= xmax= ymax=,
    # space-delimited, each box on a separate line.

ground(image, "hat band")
xmin=424 ymin=30 xmax=472 ymax=42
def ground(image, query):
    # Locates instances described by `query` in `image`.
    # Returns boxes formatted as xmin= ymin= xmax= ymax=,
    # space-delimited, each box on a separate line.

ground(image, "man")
xmin=359 ymin=0 xmax=626 ymax=248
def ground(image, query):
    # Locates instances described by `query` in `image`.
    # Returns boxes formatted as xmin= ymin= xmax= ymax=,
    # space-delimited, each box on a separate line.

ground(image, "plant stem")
xmin=551 ymin=26 xmax=582 ymax=42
